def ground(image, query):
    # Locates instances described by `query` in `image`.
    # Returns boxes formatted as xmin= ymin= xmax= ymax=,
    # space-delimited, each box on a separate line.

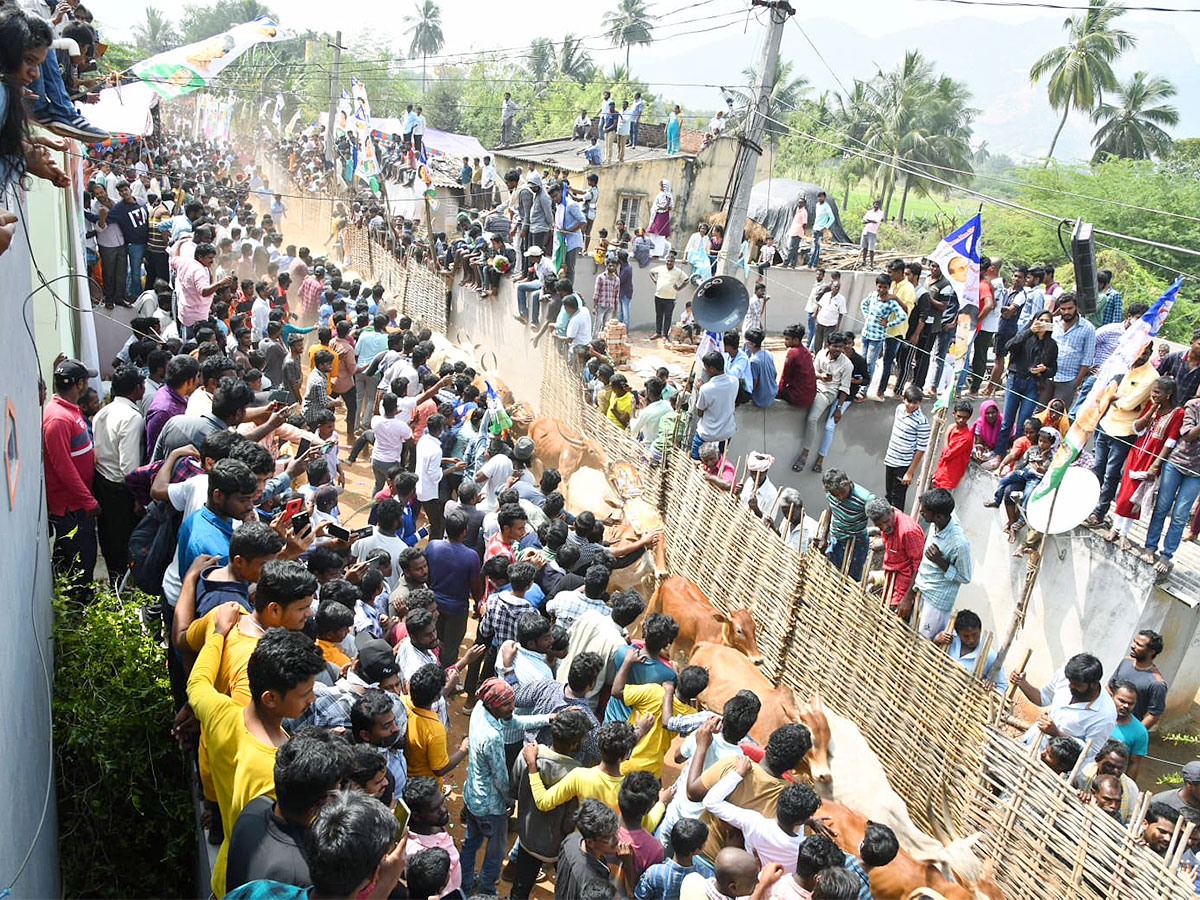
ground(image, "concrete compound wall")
xmin=1 ymin=187 xmax=60 ymax=899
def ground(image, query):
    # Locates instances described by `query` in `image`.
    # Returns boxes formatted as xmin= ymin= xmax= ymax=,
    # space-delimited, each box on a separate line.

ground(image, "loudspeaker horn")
xmin=692 ymin=275 xmax=750 ymax=333
xmin=1071 ymin=219 xmax=1098 ymax=315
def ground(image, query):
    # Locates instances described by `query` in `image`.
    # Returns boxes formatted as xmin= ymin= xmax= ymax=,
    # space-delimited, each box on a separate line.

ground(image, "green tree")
xmin=404 ymin=0 xmax=445 ymax=93
xmin=179 ymin=0 xmax=276 ymax=42
xmin=603 ymin=0 xmax=654 ymax=70
xmin=527 ymin=37 xmax=554 ymax=86
xmin=1028 ymin=0 xmax=1135 ymax=165
xmin=132 ymin=6 xmax=180 ymax=55
xmin=558 ymin=33 xmax=595 ymax=85
xmin=854 ymin=51 xmax=975 ymax=223
xmin=735 ymin=59 xmax=808 ymax=141
xmin=1090 ymin=71 xmax=1178 ymax=162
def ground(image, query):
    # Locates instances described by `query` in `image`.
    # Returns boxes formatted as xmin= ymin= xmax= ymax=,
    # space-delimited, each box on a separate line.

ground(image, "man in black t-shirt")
xmin=554 ymin=799 xmax=620 ymax=900
xmin=225 ymin=730 xmax=345 ymax=892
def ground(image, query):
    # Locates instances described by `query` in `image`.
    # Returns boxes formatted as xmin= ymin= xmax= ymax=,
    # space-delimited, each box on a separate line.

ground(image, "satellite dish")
xmin=692 ymin=275 xmax=749 ymax=333
xmin=1024 ymin=466 xmax=1101 ymax=535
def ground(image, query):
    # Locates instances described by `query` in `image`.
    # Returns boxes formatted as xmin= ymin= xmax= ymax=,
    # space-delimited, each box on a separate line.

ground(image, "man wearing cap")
xmin=526 ymin=173 xmax=554 ymax=258
xmin=44 ymin=358 xmax=100 ymax=587
xmin=739 ymin=452 xmax=778 ymax=518
xmin=515 ymin=246 xmax=553 ymax=326
xmin=461 ymin=677 xmax=554 ymax=896
xmin=1151 ymin=763 xmax=1200 ymax=817
xmin=295 ymin=637 xmax=407 ymax=734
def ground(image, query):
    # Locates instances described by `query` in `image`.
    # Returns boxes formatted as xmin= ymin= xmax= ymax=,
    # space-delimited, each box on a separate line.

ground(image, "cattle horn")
xmin=556 ymin=422 xmax=586 ymax=448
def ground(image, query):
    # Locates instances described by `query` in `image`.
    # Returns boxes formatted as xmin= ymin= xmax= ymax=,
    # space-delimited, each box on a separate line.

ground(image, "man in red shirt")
xmin=778 ymin=323 xmax=816 ymax=408
xmin=44 ymin=358 xmax=100 ymax=588
xmin=866 ymin=497 xmax=925 ymax=620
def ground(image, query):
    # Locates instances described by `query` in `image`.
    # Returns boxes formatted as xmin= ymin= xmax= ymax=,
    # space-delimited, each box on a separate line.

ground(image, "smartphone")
xmin=327 ymin=523 xmax=351 ymax=542
xmin=320 ymin=440 xmax=337 ymax=454
xmin=353 ymin=525 xmax=374 ymax=539
xmin=290 ymin=511 xmax=311 ymax=533
xmin=280 ymin=496 xmax=303 ymax=524
xmin=392 ymin=796 xmax=411 ymax=841
xmin=416 ymin=526 xmax=429 ymax=540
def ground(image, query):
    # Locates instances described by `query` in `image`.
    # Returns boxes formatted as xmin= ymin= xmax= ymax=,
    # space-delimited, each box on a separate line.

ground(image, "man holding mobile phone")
xmin=416 ymin=415 xmax=465 ymax=541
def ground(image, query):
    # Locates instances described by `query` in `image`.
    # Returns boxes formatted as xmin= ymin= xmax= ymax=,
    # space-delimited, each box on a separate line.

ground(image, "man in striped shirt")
xmin=882 ymin=385 xmax=931 ymax=512
xmin=820 ymin=468 xmax=874 ymax=580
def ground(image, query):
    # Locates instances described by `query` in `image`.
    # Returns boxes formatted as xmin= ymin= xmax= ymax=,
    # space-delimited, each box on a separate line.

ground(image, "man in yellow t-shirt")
xmin=187 ymin=604 xmax=326 ymax=897
xmin=611 ymin=646 xmax=709 ymax=777
xmin=523 ymin=719 xmax=666 ymax=832
xmin=405 ymin=662 xmax=469 ymax=782
xmin=606 ymin=374 xmax=634 ymax=429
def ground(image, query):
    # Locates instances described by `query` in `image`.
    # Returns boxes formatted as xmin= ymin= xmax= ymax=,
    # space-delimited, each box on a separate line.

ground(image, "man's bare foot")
xmin=1118 ymin=537 xmax=1133 ymax=552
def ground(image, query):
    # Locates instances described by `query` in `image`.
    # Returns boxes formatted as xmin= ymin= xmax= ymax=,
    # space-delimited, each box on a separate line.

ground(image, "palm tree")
xmin=403 ymin=0 xmax=445 ymax=93
xmin=527 ymin=37 xmax=554 ymax=85
xmin=736 ymin=59 xmax=809 ymax=140
xmin=1029 ymin=0 xmax=1135 ymax=165
xmin=132 ymin=6 xmax=179 ymax=55
xmin=558 ymin=33 xmax=595 ymax=85
xmin=1090 ymin=71 xmax=1178 ymax=162
xmin=603 ymin=0 xmax=654 ymax=70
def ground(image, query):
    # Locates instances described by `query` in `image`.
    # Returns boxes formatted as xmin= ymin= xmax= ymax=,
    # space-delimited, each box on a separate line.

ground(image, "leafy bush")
xmin=54 ymin=582 xmax=193 ymax=898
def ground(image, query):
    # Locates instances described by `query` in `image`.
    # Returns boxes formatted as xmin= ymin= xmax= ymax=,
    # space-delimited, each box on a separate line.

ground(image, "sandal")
xmin=811 ymin=461 xmax=823 ymax=473
xmin=1082 ymin=513 xmax=1103 ymax=528
xmin=983 ymin=500 xmax=1000 ymax=509
xmin=792 ymin=453 xmax=808 ymax=473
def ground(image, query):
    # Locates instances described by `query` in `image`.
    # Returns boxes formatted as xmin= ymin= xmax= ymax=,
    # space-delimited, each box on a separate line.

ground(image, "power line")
xmin=913 ymin=0 xmax=1200 ymax=12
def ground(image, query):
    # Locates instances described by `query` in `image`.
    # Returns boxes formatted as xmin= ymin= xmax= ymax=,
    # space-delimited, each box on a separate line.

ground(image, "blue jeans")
xmin=630 ymin=120 xmax=640 ymax=147
xmin=618 ymin=296 xmax=632 ymax=327
xmin=807 ymin=230 xmax=822 ymax=268
xmin=516 ymin=282 xmax=539 ymax=322
xmin=1069 ymin=373 xmax=1096 ymax=421
xmin=1090 ymin=426 xmax=1133 ymax=519
xmin=827 ymin=533 xmax=867 ymax=580
xmin=932 ymin=329 xmax=954 ymax=391
xmin=1145 ymin=461 xmax=1200 ymax=558
xmin=997 ymin=374 xmax=1038 ymax=456
xmin=806 ymin=313 xmax=818 ymax=350
xmin=994 ymin=468 xmax=1037 ymax=507
xmin=863 ymin=338 xmax=885 ymax=388
xmin=877 ymin=336 xmax=902 ymax=395
xmin=690 ymin=432 xmax=727 ymax=460
xmin=818 ymin=399 xmax=850 ymax=458
xmin=126 ymin=242 xmax=146 ymax=298
xmin=461 ymin=809 xmax=509 ymax=896
xmin=31 ymin=54 xmax=76 ymax=121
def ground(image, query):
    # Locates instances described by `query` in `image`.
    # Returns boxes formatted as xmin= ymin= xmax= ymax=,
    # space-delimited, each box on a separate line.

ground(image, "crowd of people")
xmin=16 ymin=33 xmax=1200 ymax=893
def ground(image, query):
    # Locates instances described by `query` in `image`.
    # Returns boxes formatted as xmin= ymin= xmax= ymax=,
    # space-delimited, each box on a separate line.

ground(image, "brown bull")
xmin=815 ymin=800 xmax=1003 ymax=900
xmin=649 ymin=577 xmax=762 ymax=666
xmin=527 ymin=416 xmax=608 ymax=479
xmin=688 ymin=643 xmax=802 ymax=750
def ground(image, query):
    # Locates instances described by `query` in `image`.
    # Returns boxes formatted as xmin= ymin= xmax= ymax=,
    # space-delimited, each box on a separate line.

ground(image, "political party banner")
xmin=929 ymin=213 xmax=981 ymax=403
xmin=133 ymin=17 xmax=295 ymax=101
xmin=271 ymin=92 xmax=284 ymax=131
xmin=285 ymin=108 xmax=303 ymax=135
xmin=1031 ymin=277 xmax=1183 ymax=504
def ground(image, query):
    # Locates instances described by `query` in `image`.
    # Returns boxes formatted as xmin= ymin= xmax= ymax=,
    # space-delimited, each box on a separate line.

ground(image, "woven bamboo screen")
xmin=337 ymin=225 xmax=447 ymax=335
xmin=535 ymin=340 xmax=1195 ymax=900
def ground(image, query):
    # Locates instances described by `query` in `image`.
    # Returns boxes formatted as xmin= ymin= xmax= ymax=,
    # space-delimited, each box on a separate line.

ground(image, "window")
xmin=617 ymin=193 xmax=645 ymax=230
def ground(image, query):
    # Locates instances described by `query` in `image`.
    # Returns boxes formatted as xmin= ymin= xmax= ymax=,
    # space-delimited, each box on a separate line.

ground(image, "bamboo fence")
xmin=537 ymin=337 xmax=1194 ymax=900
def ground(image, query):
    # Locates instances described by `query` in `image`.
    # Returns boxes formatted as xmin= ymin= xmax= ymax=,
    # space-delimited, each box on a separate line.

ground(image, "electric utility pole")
xmin=325 ymin=31 xmax=343 ymax=163
xmin=717 ymin=0 xmax=795 ymax=276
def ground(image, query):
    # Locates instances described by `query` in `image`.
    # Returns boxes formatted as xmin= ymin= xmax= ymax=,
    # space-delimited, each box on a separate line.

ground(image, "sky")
xmin=91 ymin=0 xmax=1200 ymax=162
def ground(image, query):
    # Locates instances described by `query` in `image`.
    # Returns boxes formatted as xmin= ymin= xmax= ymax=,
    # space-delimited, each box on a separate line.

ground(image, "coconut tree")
xmin=603 ymin=0 xmax=654 ymax=70
xmin=1090 ymin=71 xmax=1178 ymax=162
xmin=527 ymin=37 xmax=554 ymax=85
xmin=558 ymin=33 xmax=595 ymax=85
xmin=132 ymin=7 xmax=180 ymax=55
xmin=1029 ymin=0 xmax=1135 ymax=164
xmin=403 ymin=0 xmax=444 ymax=92
xmin=736 ymin=59 xmax=809 ymax=140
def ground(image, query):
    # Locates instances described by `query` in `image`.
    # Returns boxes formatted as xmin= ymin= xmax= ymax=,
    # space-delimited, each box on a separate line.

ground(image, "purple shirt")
xmin=618 ymin=263 xmax=634 ymax=301
xmin=144 ymin=384 xmax=189 ymax=458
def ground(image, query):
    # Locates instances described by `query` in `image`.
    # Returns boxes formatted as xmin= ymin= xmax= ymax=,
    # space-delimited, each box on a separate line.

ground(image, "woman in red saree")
xmin=1108 ymin=376 xmax=1184 ymax=551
